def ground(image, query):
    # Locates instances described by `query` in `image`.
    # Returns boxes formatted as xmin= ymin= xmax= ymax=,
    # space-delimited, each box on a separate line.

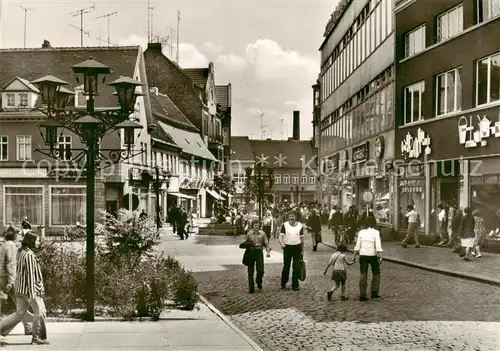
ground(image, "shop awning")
xmin=169 ymin=192 xmax=196 ymax=200
xmin=206 ymin=188 xmax=225 ymax=201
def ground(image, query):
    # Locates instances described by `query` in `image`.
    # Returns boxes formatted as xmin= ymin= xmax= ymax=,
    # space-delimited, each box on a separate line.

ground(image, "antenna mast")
xmin=281 ymin=117 xmax=284 ymax=140
xmin=92 ymin=11 xmax=117 ymax=47
xmin=148 ymin=0 xmax=154 ymax=43
xmin=19 ymin=6 xmax=35 ymax=48
xmin=176 ymin=10 xmax=180 ymax=64
xmin=166 ymin=25 xmax=176 ymax=59
xmin=68 ymin=3 xmax=95 ymax=47
xmin=260 ymin=112 xmax=264 ymax=139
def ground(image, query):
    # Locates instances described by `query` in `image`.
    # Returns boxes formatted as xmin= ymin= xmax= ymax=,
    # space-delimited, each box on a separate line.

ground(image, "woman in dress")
xmin=459 ymin=207 xmax=476 ymax=261
xmin=472 ymin=209 xmax=486 ymax=259
xmin=262 ymin=210 xmax=274 ymax=242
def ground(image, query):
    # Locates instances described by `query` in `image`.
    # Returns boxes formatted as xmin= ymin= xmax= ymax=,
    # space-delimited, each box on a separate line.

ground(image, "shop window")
xmin=477 ymin=0 xmax=500 ymax=23
xmin=404 ymin=25 xmax=426 ymax=58
xmin=471 ymin=176 xmax=500 ymax=234
xmin=436 ymin=67 xmax=462 ymax=115
xmin=4 ymin=186 xmax=43 ymax=226
xmin=50 ymin=186 xmax=86 ymax=226
xmin=476 ymin=52 xmax=500 ymax=106
xmin=374 ymin=177 xmax=391 ymax=224
xmin=437 ymin=4 xmax=463 ymax=43
xmin=403 ymin=81 xmax=425 ymax=124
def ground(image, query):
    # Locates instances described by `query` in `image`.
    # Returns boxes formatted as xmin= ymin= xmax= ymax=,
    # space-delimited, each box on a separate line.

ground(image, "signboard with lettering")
xmin=398 ymin=179 xmax=424 ymax=193
xmin=130 ymin=168 xmax=141 ymax=180
xmin=352 ymin=142 xmax=369 ymax=164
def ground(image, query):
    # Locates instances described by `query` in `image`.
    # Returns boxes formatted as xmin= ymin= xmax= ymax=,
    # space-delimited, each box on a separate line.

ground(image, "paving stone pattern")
xmin=194 ymin=238 xmax=500 ymax=350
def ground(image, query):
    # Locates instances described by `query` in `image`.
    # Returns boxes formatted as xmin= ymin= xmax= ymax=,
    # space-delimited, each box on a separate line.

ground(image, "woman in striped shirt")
xmin=1 ymin=232 xmax=48 ymax=345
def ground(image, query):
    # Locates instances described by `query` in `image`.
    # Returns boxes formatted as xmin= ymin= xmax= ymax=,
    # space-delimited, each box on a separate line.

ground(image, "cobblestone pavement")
xmin=191 ymin=236 xmax=500 ymax=351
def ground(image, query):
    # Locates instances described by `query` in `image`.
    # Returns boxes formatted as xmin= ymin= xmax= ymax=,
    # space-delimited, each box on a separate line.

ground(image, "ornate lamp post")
xmin=151 ymin=166 xmax=172 ymax=230
xmin=290 ymin=185 xmax=304 ymax=204
xmin=245 ymin=164 xmax=274 ymax=222
xmin=32 ymin=58 xmax=145 ymax=322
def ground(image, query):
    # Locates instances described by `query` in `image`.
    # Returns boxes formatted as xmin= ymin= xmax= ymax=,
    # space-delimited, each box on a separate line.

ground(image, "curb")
xmin=198 ymin=294 xmax=263 ymax=351
xmin=321 ymin=242 xmax=500 ymax=287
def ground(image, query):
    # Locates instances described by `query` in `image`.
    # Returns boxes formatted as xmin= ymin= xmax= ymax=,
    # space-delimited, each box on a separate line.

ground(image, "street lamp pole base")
xmin=80 ymin=312 xmax=95 ymax=322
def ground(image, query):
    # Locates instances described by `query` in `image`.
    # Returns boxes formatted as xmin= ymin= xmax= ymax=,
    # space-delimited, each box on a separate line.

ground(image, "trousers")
xmin=1 ymin=293 xmax=46 ymax=340
xmin=281 ymin=244 xmax=302 ymax=289
xmin=359 ymin=255 xmax=381 ymax=298
xmin=247 ymin=248 xmax=264 ymax=292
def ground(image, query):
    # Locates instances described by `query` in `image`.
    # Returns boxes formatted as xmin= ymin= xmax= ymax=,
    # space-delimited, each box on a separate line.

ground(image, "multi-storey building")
xmin=0 ymin=44 xmax=150 ymax=232
xmin=215 ymin=84 xmax=232 ymax=175
xmin=318 ymin=0 xmax=395 ymax=230
xmin=231 ymin=111 xmax=318 ymax=206
xmin=394 ymin=0 xmax=500 ymax=235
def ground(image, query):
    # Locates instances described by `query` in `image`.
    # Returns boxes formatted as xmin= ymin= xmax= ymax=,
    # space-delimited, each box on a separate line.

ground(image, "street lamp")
xmin=245 ymin=164 xmax=274 ymax=222
xmin=32 ymin=57 xmax=145 ymax=322
xmin=151 ymin=166 xmax=172 ymax=230
xmin=290 ymin=185 xmax=304 ymax=204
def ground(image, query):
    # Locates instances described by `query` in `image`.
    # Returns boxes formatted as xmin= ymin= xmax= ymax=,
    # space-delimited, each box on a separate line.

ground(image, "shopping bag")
xmin=299 ymin=258 xmax=306 ymax=281
xmin=315 ymin=232 xmax=322 ymax=244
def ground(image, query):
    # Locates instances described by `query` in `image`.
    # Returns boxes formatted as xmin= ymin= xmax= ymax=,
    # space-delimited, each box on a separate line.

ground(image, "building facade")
xmin=0 ymin=44 xmax=151 ymax=233
xmin=318 ymin=0 xmax=396 ymax=229
xmin=394 ymin=0 xmax=500 ymax=235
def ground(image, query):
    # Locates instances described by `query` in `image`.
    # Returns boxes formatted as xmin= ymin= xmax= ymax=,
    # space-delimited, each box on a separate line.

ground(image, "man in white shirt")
xmin=353 ymin=214 xmax=383 ymax=301
xmin=279 ymin=212 xmax=304 ymax=291
xmin=401 ymin=205 xmax=420 ymax=248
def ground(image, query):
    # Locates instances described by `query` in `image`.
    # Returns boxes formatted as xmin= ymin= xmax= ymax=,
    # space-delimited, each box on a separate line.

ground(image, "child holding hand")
xmin=323 ymin=244 xmax=356 ymax=301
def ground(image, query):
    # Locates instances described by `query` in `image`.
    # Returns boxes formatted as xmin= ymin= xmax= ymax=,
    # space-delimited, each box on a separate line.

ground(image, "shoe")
xmin=281 ymin=284 xmax=286 ymax=289
xmin=371 ymin=294 xmax=381 ymax=299
xmin=476 ymin=254 xmax=482 ymax=258
xmin=327 ymin=291 xmax=333 ymax=301
xmin=415 ymin=245 xmax=420 ymax=248
xmin=257 ymin=284 xmax=262 ymax=290
xmin=359 ymin=297 xmax=368 ymax=301
xmin=464 ymin=257 xmax=469 ymax=261
xmin=401 ymin=243 xmax=407 ymax=248
xmin=341 ymin=296 xmax=348 ymax=301
xmin=24 ymin=329 xmax=33 ymax=336
xmin=313 ymin=246 xmax=317 ymax=252
xmin=292 ymin=287 xmax=300 ymax=291
xmin=31 ymin=338 xmax=50 ymax=345
xmin=249 ymin=289 xmax=255 ymax=294
xmin=470 ymin=252 xmax=476 ymax=257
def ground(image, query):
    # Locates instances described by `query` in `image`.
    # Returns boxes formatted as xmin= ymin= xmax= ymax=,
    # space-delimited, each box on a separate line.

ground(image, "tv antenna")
xmin=91 ymin=11 xmax=117 ymax=47
xmin=147 ymin=0 xmax=154 ymax=42
xmin=68 ymin=24 xmax=90 ymax=41
xmin=165 ymin=25 xmax=176 ymax=59
xmin=19 ymin=6 xmax=35 ymax=48
xmin=281 ymin=117 xmax=284 ymax=140
xmin=68 ymin=3 xmax=95 ymax=47
xmin=176 ymin=10 xmax=180 ymax=64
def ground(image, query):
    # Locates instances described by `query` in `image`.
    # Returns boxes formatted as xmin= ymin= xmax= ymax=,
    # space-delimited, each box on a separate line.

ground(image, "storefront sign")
xmin=130 ymin=168 xmax=141 ymax=180
xmin=458 ymin=114 xmax=500 ymax=148
xmin=401 ymin=127 xmax=431 ymax=159
xmin=375 ymin=136 xmax=385 ymax=159
xmin=352 ymin=142 xmax=369 ymax=163
xmin=398 ymin=179 xmax=424 ymax=193
xmin=362 ymin=190 xmax=374 ymax=203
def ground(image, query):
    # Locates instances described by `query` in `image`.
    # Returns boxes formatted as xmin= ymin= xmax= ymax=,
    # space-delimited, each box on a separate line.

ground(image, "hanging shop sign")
xmin=458 ymin=114 xmax=500 ymax=148
xmin=130 ymin=168 xmax=142 ymax=181
xmin=352 ymin=142 xmax=369 ymax=164
xmin=398 ymin=179 xmax=424 ymax=193
xmin=401 ymin=127 xmax=432 ymax=159
xmin=375 ymin=136 xmax=385 ymax=159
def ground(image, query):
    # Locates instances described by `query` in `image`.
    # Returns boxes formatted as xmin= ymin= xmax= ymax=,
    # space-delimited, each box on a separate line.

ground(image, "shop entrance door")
xmin=356 ymin=178 xmax=370 ymax=211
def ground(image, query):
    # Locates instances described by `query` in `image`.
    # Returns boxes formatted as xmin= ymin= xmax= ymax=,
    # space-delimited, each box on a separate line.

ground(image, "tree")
xmin=212 ymin=174 xmax=236 ymax=195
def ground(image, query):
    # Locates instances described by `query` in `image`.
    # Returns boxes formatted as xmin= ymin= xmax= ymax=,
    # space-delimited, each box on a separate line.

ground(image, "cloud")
xmin=284 ymin=100 xmax=297 ymax=106
xmin=216 ymin=53 xmax=247 ymax=70
xmin=245 ymin=39 xmax=317 ymax=82
xmin=200 ymin=41 xmax=224 ymax=56
xmin=179 ymin=43 xmax=210 ymax=67
xmin=117 ymin=34 xmax=147 ymax=49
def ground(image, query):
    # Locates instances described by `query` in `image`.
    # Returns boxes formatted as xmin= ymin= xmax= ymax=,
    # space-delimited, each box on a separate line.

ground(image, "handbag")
xmin=239 ymin=238 xmax=254 ymax=249
xmin=315 ymin=231 xmax=322 ymax=244
xmin=299 ymin=256 xmax=306 ymax=281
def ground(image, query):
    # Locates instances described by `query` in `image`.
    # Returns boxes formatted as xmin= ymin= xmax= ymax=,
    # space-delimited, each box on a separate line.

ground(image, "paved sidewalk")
xmin=1 ymin=292 xmax=261 ymax=350
xmin=318 ymin=227 xmax=500 ymax=286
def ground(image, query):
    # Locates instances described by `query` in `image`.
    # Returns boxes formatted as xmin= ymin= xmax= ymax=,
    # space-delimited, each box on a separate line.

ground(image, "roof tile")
xmin=215 ymin=85 xmax=230 ymax=111
xmin=183 ymin=68 xmax=209 ymax=88
xmin=230 ymin=136 xmax=254 ymax=161
xmin=149 ymin=91 xmax=198 ymax=132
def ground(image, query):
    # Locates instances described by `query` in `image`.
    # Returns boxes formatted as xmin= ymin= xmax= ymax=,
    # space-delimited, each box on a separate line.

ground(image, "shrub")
xmin=37 ymin=210 xmax=198 ymax=320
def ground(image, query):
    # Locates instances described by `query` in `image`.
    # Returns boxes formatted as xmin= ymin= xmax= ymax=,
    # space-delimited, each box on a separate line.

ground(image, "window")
xmin=292 ymin=174 xmax=299 ymax=184
xmin=437 ymin=5 xmax=463 ymax=42
xmin=0 ymin=136 xmax=7 ymax=161
xmin=404 ymin=81 xmax=425 ymax=124
xmin=6 ymin=94 xmax=15 ymax=107
xmin=309 ymin=176 xmax=315 ymax=184
xmin=16 ymin=136 xmax=31 ymax=161
xmin=477 ymin=0 xmax=500 ymax=23
xmin=436 ymin=67 xmax=462 ymax=115
xmin=301 ymin=175 xmax=307 ymax=184
xmin=19 ymin=93 xmax=29 ymax=107
xmin=283 ymin=174 xmax=290 ymax=184
xmin=275 ymin=174 xmax=282 ymax=184
xmin=405 ymin=25 xmax=426 ymax=57
xmin=4 ymin=186 xmax=43 ymax=226
xmin=477 ymin=52 xmax=500 ymax=105
xmin=50 ymin=186 xmax=86 ymax=226
xmin=58 ymin=136 xmax=72 ymax=160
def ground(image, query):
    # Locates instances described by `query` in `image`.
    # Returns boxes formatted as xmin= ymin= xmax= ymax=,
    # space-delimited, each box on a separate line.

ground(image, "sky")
xmin=0 ymin=0 xmax=338 ymax=140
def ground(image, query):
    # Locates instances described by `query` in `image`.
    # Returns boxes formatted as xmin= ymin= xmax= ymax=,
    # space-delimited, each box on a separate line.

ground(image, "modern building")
xmin=231 ymin=111 xmax=318 ymax=206
xmin=394 ymin=0 xmax=500 ymax=235
xmin=317 ymin=0 xmax=395 ymax=230
xmin=0 ymin=44 xmax=151 ymax=232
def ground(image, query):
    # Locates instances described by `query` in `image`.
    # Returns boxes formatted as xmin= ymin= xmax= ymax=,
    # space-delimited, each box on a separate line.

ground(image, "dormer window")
xmin=19 ymin=94 xmax=28 ymax=107
xmin=6 ymin=94 xmax=15 ymax=107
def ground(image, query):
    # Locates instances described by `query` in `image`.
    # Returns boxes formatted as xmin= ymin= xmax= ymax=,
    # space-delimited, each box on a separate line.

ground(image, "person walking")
xmin=472 ymin=209 xmax=486 ymax=259
xmin=1 ymin=232 xmax=48 ymax=345
xmin=262 ymin=210 xmax=274 ymax=242
xmin=306 ymin=209 xmax=322 ymax=252
xmin=245 ymin=221 xmax=271 ymax=293
xmin=0 ymin=229 xmax=33 ymax=336
xmin=437 ymin=204 xmax=449 ymax=245
xmin=344 ymin=206 xmax=358 ymax=245
xmin=459 ymin=207 xmax=475 ymax=261
xmin=401 ymin=205 xmax=420 ymax=248
xmin=279 ymin=211 xmax=304 ymax=291
xmin=177 ymin=209 xmax=189 ymax=240
xmin=329 ymin=206 xmax=343 ymax=244
xmin=449 ymin=205 xmax=463 ymax=250
xmin=353 ymin=215 xmax=383 ymax=301
xmin=323 ymin=244 xmax=356 ymax=301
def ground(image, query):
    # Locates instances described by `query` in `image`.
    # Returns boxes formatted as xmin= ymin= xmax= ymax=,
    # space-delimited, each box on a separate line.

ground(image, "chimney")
xmin=293 ymin=110 xmax=300 ymax=140
xmin=147 ymin=42 xmax=162 ymax=52
xmin=41 ymin=40 xmax=51 ymax=48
